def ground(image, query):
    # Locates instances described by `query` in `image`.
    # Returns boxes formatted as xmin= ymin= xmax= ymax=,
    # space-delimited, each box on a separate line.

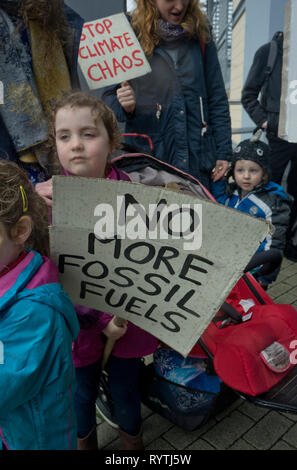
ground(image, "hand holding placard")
xmin=117 ymin=81 xmax=136 ymax=114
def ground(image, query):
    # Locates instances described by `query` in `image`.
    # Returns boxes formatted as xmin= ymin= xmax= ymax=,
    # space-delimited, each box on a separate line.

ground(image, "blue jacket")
xmin=0 ymin=250 xmax=79 ymax=450
xmin=211 ymin=179 xmax=292 ymax=253
xmin=103 ymin=37 xmax=232 ymax=188
xmin=0 ymin=4 xmax=84 ymax=164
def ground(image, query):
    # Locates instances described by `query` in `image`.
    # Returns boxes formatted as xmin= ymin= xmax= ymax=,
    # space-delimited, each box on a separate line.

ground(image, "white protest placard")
xmin=278 ymin=0 xmax=297 ymax=142
xmin=50 ymin=177 xmax=270 ymax=357
xmin=78 ymin=13 xmax=151 ymax=89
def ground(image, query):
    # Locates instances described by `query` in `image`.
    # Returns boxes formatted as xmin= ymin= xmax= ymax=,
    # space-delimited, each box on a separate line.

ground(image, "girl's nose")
xmin=175 ymin=0 xmax=184 ymax=10
xmin=71 ymin=135 xmax=83 ymax=149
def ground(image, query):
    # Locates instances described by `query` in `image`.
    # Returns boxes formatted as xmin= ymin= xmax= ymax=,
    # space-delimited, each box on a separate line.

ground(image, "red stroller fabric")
xmin=191 ymin=274 xmax=297 ymax=396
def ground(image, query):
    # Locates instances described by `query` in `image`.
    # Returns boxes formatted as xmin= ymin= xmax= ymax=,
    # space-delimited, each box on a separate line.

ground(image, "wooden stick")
xmin=101 ymin=317 xmax=126 ymax=370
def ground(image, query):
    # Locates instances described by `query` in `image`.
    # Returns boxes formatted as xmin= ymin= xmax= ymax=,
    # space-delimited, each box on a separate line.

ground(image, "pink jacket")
xmin=71 ymin=166 xmax=159 ymax=367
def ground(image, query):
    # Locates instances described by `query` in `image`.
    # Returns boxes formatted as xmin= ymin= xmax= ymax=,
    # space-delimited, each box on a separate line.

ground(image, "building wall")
xmin=229 ymin=7 xmax=246 ymax=143
xmin=229 ymin=0 xmax=288 ymax=140
xmin=65 ymin=0 xmax=125 ymax=20
xmin=232 ymin=0 xmax=241 ymax=10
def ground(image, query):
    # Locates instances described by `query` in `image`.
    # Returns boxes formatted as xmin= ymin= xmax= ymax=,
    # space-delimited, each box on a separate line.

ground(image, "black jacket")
xmin=241 ymin=33 xmax=283 ymax=136
xmin=103 ymin=37 xmax=232 ymax=187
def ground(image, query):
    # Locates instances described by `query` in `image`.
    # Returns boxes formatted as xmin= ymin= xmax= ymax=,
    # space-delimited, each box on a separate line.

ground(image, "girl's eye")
xmin=59 ymin=135 xmax=69 ymax=140
xmin=84 ymin=132 xmax=95 ymax=138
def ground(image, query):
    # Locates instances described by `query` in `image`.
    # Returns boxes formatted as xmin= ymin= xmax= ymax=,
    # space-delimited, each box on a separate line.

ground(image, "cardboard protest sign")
xmin=50 ymin=177 xmax=271 ymax=357
xmin=78 ymin=13 xmax=151 ymax=89
xmin=278 ymin=0 xmax=297 ymax=142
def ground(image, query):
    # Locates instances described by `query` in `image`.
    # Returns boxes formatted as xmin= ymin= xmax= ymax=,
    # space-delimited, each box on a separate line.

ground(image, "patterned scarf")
xmin=0 ymin=8 xmax=48 ymax=157
xmin=0 ymin=3 xmax=71 ymax=164
xmin=156 ymin=19 xmax=187 ymax=42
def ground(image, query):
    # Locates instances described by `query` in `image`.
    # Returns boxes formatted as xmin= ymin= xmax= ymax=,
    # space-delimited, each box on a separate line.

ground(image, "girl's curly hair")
xmin=46 ymin=91 xmax=123 ymax=176
xmin=130 ymin=0 xmax=211 ymax=56
xmin=0 ymin=160 xmax=49 ymax=256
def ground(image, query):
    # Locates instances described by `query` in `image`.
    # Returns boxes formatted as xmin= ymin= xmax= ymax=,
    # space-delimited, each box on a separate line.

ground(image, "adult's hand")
xmin=211 ymin=160 xmax=230 ymax=182
xmin=35 ymin=178 xmax=53 ymax=207
xmin=116 ymin=81 xmax=136 ymax=114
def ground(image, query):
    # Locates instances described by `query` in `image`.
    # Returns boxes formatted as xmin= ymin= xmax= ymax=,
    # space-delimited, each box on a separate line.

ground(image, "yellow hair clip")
xmin=20 ymin=186 xmax=28 ymax=213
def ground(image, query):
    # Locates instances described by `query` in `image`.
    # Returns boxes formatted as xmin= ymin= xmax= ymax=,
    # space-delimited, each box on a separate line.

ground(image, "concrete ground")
xmin=96 ymin=256 xmax=297 ymax=451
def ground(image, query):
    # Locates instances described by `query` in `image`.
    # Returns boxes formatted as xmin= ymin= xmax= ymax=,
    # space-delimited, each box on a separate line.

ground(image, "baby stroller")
xmin=96 ymin=144 xmax=297 ymax=431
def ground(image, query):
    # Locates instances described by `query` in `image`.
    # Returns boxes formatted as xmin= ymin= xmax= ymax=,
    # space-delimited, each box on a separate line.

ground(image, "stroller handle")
xmin=243 ymin=249 xmax=282 ymax=278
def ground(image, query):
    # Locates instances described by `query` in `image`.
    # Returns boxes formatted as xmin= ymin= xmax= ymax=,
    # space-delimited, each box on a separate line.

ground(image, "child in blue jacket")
xmin=211 ymin=137 xmax=292 ymax=288
xmin=0 ymin=160 xmax=79 ymax=450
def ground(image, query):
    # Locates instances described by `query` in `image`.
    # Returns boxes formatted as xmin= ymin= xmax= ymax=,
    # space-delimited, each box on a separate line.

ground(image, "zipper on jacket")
xmin=200 ymin=96 xmax=207 ymax=136
xmin=156 ymin=103 xmax=162 ymax=120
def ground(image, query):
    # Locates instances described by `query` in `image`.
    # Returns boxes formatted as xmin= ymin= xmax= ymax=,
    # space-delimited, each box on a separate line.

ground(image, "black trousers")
xmin=268 ymin=134 xmax=297 ymax=234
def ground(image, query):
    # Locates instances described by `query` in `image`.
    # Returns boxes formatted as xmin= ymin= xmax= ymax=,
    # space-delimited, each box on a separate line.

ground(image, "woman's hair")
xmin=0 ymin=160 xmax=49 ymax=255
xmin=47 ymin=91 xmax=122 ymax=175
xmin=130 ymin=0 xmax=211 ymax=56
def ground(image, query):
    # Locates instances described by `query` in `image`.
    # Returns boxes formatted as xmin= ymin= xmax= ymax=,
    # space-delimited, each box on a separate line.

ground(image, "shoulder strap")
xmin=261 ymin=35 xmax=280 ymax=105
xmin=264 ymin=38 xmax=278 ymax=78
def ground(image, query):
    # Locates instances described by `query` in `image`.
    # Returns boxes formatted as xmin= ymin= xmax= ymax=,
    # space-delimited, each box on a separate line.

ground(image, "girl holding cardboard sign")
xmin=37 ymin=91 xmax=159 ymax=450
xmin=102 ymin=0 xmax=232 ymax=190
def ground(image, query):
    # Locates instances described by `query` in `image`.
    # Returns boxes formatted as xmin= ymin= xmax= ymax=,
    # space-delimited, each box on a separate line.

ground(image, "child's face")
xmin=55 ymin=106 xmax=113 ymax=178
xmin=234 ymin=160 xmax=264 ymax=196
xmin=0 ymin=222 xmax=20 ymax=273
xmin=152 ymin=0 xmax=190 ymax=24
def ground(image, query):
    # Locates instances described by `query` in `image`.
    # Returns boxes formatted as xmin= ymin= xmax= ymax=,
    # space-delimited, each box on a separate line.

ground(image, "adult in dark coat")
xmin=102 ymin=0 xmax=232 ymax=191
xmin=241 ymin=32 xmax=297 ymax=259
xmin=0 ymin=0 xmax=84 ymax=184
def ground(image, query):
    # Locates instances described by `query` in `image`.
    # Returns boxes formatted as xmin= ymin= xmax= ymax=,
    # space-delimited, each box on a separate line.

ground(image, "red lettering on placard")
xmin=79 ymin=47 xmax=88 ymax=59
xmin=98 ymin=60 xmax=114 ymax=79
xmin=86 ymin=45 xmax=97 ymax=58
xmin=95 ymin=22 xmax=105 ymax=35
xmin=122 ymin=55 xmax=133 ymax=69
xmin=103 ymin=18 xmax=113 ymax=34
xmin=132 ymin=50 xmax=144 ymax=67
xmin=110 ymin=37 xmax=121 ymax=52
xmin=123 ymin=32 xmax=134 ymax=47
xmin=112 ymin=57 xmax=126 ymax=76
xmin=113 ymin=35 xmax=124 ymax=48
xmin=87 ymin=64 xmax=102 ymax=82
xmin=84 ymin=23 xmax=95 ymax=38
xmin=97 ymin=40 xmax=112 ymax=55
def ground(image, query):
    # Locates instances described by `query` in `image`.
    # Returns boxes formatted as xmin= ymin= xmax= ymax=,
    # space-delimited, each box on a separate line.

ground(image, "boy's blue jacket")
xmin=0 ymin=250 xmax=79 ymax=450
xmin=211 ymin=179 xmax=292 ymax=253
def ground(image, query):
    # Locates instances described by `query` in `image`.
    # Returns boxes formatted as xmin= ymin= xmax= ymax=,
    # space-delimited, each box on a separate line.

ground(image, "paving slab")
xmin=202 ymin=410 xmax=254 ymax=450
xmin=244 ymin=411 xmax=293 ymax=450
xmin=282 ymin=422 xmax=297 ymax=448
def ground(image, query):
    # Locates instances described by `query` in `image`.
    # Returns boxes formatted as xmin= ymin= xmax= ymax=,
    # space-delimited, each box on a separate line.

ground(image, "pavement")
xmin=96 ymin=256 xmax=297 ymax=451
